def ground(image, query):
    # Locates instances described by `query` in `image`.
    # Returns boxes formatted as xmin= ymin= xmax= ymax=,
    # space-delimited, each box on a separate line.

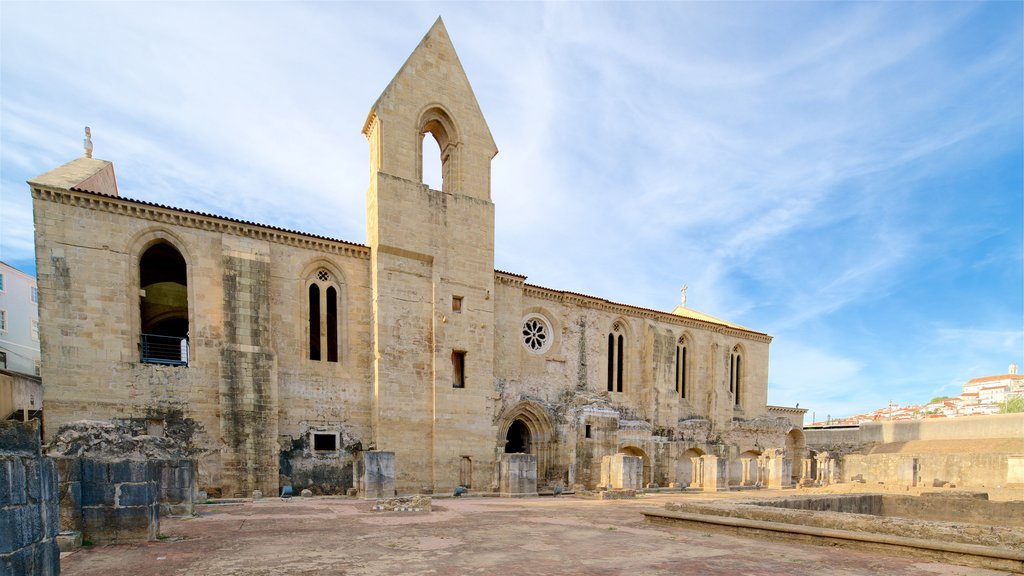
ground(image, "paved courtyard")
xmin=61 ymin=491 xmax=1010 ymax=576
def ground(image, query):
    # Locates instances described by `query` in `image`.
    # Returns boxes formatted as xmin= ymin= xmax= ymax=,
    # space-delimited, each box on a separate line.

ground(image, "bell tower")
xmin=363 ymin=17 xmax=498 ymax=492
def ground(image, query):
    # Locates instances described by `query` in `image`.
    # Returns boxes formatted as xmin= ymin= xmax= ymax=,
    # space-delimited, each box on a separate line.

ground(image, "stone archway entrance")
xmin=785 ymin=428 xmax=806 ymax=485
xmin=505 ymin=420 xmax=531 ymax=454
xmin=497 ymin=401 xmax=557 ymax=487
xmin=619 ymin=446 xmax=652 ymax=487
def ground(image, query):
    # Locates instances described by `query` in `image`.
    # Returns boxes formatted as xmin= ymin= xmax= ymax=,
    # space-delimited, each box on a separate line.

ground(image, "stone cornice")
xmin=494 ymin=275 xmax=772 ymax=344
xmin=31 ymin=185 xmax=371 ymax=260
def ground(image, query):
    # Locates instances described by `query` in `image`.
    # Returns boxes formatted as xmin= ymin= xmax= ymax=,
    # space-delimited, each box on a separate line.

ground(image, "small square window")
xmin=0 ymin=351 xmax=6 ymax=369
xmin=313 ymin=432 xmax=338 ymax=452
xmin=452 ymin=350 xmax=466 ymax=388
xmin=31 ymin=287 xmax=38 ymax=303
xmin=452 ymin=296 xmax=463 ymax=313
xmin=0 ymin=272 xmax=5 ymax=293
xmin=585 ymin=424 xmax=592 ymax=439
xmin=0 ymin=309 xmax=6 ymax=332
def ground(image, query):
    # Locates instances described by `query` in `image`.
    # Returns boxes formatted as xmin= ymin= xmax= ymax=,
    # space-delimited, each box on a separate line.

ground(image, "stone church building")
xmin=29 ymin=19 xmax=805 ymax=497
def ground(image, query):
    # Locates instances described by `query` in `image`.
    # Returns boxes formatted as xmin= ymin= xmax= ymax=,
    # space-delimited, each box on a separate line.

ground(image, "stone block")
xmin=26 ymin=459 xmax=42 ymax=503
xmin=354 ymin=451 xmax=395 ymax=499
xmin=116 ymin=482 xmax=155 ymax=507
xmin=0 ymin=458 xmax=11 ymax=507
xmin=498 ymin=453 xmax=537 ymax=497
xmin=57 ymin=530 xmax=83 ymax=552
xmin=10 ymin=458 xmax=27 ymax=506
xmin=0 ymin=420 xmax=41 ymax=454
xmin=600 ymin=454 xmax=642 ymax=490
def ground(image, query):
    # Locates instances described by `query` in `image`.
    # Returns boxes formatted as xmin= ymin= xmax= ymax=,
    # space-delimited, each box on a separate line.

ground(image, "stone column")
xmin=763 ymin=449 xmax=787 ymax=488
xmin=699 ymin=455 xmax=729 ymax=492
xmin=739 ymin=458 xmax=752 ymax=486
xmin=814 ymin=452 xmax=830 ymax=485
xmin=801 ymin=458 xmax=813 ymax=485
xmin=691 ymin=457 xmax=703 ymax=488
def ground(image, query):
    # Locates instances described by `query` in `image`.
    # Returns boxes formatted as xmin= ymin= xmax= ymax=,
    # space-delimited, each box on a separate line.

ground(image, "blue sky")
xmin=1 ymin=2 xmax=1021 ymax=422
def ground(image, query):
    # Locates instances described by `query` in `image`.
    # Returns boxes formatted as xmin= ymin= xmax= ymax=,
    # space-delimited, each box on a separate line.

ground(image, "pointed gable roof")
xmin=364 ymin=18 xmax=495 ymax=150
xmin=362 ymin=17 xmax=497 ymax=195
xmin=28 ymin=156 xmax=119 ymax=196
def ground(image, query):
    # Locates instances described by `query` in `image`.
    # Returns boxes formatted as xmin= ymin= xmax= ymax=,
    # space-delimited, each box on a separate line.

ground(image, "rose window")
xmin=521 ymin=314 xmax=552 ymax=354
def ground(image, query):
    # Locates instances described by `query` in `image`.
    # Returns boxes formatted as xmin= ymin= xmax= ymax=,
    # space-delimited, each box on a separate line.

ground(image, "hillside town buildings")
xmin=811 ymin=363 xmax=1023 ymax=426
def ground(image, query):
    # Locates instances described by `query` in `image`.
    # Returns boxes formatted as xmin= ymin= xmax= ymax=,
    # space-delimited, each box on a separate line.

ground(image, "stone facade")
xmin=30 ymin=18 xmax=801 ymax=498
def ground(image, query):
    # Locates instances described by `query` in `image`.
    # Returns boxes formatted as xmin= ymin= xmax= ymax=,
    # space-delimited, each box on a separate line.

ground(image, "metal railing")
xmin=140 ymin=333 xmax=188 ymax=366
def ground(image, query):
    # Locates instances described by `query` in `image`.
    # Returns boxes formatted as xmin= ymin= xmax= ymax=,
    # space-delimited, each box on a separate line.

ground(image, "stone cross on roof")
xmin=680 ymin=284 xmax=688 ymax=308
xmin=84 ymin=127 xmax=93 ymax=158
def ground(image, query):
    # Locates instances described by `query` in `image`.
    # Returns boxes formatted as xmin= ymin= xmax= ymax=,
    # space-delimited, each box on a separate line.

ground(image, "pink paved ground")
xmin=60 ymin=492 xmax=1011 ymax=575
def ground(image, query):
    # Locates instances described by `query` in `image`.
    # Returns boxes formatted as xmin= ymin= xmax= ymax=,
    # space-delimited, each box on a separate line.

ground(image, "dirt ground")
xmin=60 ymin=490 xmax=1012 ymax=576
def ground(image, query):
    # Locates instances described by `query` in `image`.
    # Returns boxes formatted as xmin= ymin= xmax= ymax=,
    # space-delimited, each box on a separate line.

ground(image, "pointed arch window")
xmin=676 ymin=337 xmax=688 ymax=399
xmin=730 ymin=345 xmax=742 ymax=407
xmin=139 ymin=242 xmax=189 ymax=365
xmin=607 ymin=323 xmax=625 ymax=393
xmin=308 ymin=268 xmax=340 ymax=363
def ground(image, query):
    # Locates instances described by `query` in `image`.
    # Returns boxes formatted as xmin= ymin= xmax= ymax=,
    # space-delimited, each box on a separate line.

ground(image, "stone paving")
xmin=60 ymin=491 xmax=1012 ymax=576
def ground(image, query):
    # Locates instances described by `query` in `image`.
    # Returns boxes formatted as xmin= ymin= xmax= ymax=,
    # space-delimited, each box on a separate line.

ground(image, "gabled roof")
xmin=28 ymin=156 xmax=118 ymax=196
xmin=670 ymin=305 xmax=755 ymax=332
xmin=362 ymin=17 xmax=496 ymax=155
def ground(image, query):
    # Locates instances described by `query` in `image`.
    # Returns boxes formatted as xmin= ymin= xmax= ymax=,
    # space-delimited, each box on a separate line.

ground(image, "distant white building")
xmin=962 ymin=365 xmax=1024 ymax=406
xmin=0 ymin=262 xmax=40 ymax=375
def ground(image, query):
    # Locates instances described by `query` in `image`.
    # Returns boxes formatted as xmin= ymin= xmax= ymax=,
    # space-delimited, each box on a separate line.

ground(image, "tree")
xmin=998 ymin=396 xmax=1024 ymax=414
xmin=929 ymin=396 xmax=949 ymax=404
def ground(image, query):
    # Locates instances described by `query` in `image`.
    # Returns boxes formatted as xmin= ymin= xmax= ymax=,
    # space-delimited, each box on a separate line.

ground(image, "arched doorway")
xmin=497 ymin=401 xmax=557 ymax=487
xmin=785 ymin=428 xmax=806 ymax=485
xmin=505 ymin=419 xmax=531 ymax=453
xmin=619 ymin=446 xmax=652 ymax=487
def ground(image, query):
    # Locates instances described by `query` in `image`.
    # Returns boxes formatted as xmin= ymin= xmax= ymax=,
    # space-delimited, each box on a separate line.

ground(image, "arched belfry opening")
xmin=418 ymin=107 xmax=459 ymax=192
xmin=505 ymin=419 xmax=531 ymax=454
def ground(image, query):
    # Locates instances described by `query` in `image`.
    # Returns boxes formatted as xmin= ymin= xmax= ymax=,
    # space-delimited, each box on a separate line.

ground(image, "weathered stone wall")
xmin=807 ymin=414 xmax=1024 ymax=489
xmin=860 ymin=413 xmax=1024 ymax=443
xmin=0 ymin=421 xmax=59 ymax=576
xmin=843 ymin=452 xmax=1018 ymax=489
xmin=32 ymin=184 xmax=372 ymax=498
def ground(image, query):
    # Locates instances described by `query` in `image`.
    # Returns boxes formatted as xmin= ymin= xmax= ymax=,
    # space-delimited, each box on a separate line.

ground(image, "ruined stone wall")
xmin=491 ymin=277 xmax=779 ymax=489
xmin=843 ymin=452 xmax=1018 ymax=489
xmin=0 ymin=421 xmax=59 ymax=576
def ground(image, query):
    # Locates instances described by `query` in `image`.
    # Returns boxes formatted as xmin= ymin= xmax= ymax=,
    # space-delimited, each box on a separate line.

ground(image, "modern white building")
xmin=0 ymin=262 xmax=40 ymax=375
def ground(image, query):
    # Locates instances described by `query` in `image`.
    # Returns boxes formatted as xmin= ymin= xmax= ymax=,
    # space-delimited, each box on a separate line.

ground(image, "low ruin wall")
xmin=0 ymin=420 xmax=60 ymax=576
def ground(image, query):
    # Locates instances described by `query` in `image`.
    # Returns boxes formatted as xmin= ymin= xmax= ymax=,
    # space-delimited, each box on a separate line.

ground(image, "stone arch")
xmin=678 ymin=447 xmax=705 ymax=487
xmin=417 ymin=105 xmax=461 ymax=192
xmin=497 ymin=401 xmax=557 ymax=486
xmin=731 ymin=449 xmax=762 ymax=486
xmin=619 ymin=445 xmax=652 ymax=487
xmin=786 ymin=427 xmax=806 ymax=484
xmin=129 ymin=228 xmax=192 ymax=365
